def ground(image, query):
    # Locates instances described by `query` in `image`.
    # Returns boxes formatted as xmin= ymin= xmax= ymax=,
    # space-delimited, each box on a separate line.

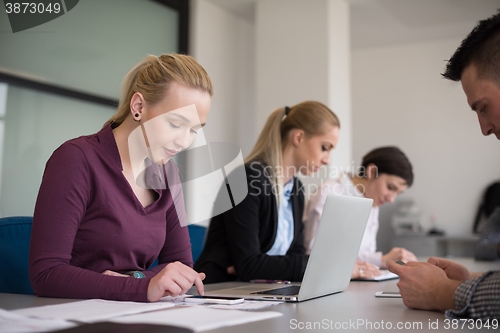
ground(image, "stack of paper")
xmin=0 ymin=308 xmax=76 ymax=333
xmin=9 ymin=298 xmax=282 ymax=332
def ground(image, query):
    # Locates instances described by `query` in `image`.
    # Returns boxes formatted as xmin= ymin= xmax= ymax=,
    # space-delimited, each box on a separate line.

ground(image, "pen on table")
xmin=250 ymin=279 xmax=291 ymax=284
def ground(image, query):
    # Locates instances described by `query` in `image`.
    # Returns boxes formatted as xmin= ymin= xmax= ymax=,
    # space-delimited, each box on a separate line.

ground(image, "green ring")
xmin=133 ymin=271 xmax=146 ymax=279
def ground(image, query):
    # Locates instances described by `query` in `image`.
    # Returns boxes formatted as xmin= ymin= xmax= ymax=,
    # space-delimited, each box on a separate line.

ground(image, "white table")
xmin=1 ymin=257 xmax=499 ymax=332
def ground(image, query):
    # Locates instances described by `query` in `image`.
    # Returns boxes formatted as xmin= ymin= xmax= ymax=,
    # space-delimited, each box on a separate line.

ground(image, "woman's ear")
xmin=291 ymin=129 xmax=304 ymax=147
xmin=367 ymin=163 xmax=378 ymax=180
xmin=130 ymin=92 xmax=145 ymax=121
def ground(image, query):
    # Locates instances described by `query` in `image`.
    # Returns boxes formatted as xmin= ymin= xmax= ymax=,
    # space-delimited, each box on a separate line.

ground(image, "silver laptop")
xmin=205 ymin=194 xmax=373 ymax=302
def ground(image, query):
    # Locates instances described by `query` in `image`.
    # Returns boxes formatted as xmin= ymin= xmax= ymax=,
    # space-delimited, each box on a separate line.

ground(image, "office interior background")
xmin=1 ymin=0 xmax=500 ymax=255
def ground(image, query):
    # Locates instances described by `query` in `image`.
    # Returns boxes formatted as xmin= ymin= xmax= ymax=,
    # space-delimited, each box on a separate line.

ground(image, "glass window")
xmin=0 ymin=1 xmax=181 ymax=216
xmin=0 ymin=0 xmax=179 ymax=99
xmin=0 ymin=85 xmax=115 ymax=216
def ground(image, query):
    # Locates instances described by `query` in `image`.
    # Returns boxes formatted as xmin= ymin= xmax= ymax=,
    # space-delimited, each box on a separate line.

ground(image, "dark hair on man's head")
xmin=442 ymin=10 xmax=500 ymax=84
xmin=361 ymin=147 xmax=414 ymax=187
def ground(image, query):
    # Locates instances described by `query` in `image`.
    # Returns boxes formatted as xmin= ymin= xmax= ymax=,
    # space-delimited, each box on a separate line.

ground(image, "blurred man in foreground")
xmin=389 ymin=11 xmax=500 ymax=320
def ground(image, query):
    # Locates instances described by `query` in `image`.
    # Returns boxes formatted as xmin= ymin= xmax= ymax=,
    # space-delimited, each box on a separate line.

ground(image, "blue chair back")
xmin=0 ymin=216 xmax=34 ymax=294
xmin=0 ymin=217 xmax=206 ymax=291
xmin=188 ymin=224 xmax=207 ymax=263
xmin=148 ymin=224 xmax=207 ymax=269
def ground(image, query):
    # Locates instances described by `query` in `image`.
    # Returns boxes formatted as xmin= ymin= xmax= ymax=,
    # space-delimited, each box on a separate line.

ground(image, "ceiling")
xmin=207 ymin=0 xmax=500 ymax=48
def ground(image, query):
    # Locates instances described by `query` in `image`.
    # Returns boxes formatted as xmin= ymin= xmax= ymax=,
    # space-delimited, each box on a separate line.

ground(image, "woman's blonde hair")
xmin=245 ymin=101 xmax=340 ymax=204
xmin=104 ymin=54 xmax=213 ymax=127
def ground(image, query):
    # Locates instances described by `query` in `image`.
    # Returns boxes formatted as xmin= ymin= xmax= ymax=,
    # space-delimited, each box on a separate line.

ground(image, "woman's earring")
xmin=134 ymin=113 xmax=140 ymax=122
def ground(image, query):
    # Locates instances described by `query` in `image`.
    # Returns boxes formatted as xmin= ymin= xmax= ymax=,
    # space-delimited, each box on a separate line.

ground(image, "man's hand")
xmin=388 ymin=260 xmax=462 ymax=312
xmin=147 ymin=261 xmax=206 ymax=302
xmin=427 ymin=257 xmax=475 ymax=280
xmin=381 ymin=247 xmax=417 ymax=268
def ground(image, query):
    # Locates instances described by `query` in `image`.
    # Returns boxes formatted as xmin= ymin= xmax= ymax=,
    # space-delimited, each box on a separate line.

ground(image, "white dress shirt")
xmin=267 ymin=178 xmax=295 ymax=256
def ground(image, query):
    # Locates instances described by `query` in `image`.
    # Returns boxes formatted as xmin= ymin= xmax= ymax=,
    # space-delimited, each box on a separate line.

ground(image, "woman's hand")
xmin=102 ymin=270 xmax=129 ymax=277
xmin=381 ymin=247 xmax=417 ymax=269
xmin=351 ymin=260 xmax=382 ymax=279
xmin=147 ymin=261 xmax=206 ymax=302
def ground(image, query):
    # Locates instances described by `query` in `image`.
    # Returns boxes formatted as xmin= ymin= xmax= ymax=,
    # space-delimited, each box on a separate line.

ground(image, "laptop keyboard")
xmin=251 ymin=285 xmax=301 ymax=296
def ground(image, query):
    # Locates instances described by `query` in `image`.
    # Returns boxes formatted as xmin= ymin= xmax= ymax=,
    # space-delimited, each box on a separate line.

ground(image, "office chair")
xmin=0 ymin=217 xmax=206 ymax=294
xmin=188 ymin=224 xmax=207 ymax=263
xmin=147 ymin=224 xmax=207 ymax=269
xmin=0 ymin=216 xmax=34 ymax=294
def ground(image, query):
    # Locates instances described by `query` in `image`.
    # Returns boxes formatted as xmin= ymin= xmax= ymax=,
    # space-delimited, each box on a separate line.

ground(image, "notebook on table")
xmin=205 ymin=194 xmax=373 ymax=302
xmin=351 ymin=270 xmax=399 ymax=281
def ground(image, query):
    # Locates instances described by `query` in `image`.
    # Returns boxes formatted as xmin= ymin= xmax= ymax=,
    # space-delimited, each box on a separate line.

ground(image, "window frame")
xmin=0 ymin=0 xmax=189 ymax=108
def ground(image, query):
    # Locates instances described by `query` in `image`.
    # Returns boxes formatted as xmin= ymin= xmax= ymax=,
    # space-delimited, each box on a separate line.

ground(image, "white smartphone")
xmin=374 ymin=291 xmax=402 ymax=298
xmin=184 ymin=295 xmax=245 ymax=305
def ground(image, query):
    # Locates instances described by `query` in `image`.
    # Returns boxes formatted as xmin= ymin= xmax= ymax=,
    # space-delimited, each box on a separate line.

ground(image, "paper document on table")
xmin=160 ymin=295 xmax=282 ymax=310
xmin=0 ymin=308 xmax=76 ymax=333
xmin=351 ymin=270 xmax=399 ymax=281
xmin=12 ymin=299 xmax=175 ymax=323
xmin=160 ymin=294 xmax=192 ymax=302
xmin=110 ymin=306 xmax=282 ymax=332
xmin=180 ymin=300 xmax=282 ymax=310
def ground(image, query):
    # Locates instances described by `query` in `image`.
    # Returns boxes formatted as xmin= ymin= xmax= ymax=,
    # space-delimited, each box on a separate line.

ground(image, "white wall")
xmin=191 ymin=0 xmax=255 ymax=156
xmin=255 ymin=0 xmax=330 ymax=127
xmin=255 ymin=0 xmax=352 ymax=174
xmin=352 ymin=38 xmax=500 ymax=237
xmin=189 ymin=0 xmax=255 ymax=226
xmin=190 ymin=0 xmax=352 ymax=218
xmin=326 ymin=0 xmax=352 ymax=175
xmin=191 ymin=1 xmax=498 ymax=239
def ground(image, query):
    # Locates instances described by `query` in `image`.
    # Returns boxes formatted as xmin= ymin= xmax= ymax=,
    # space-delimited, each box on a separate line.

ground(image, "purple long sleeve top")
xmin=29 ymin=124 xmax=193 ymax=302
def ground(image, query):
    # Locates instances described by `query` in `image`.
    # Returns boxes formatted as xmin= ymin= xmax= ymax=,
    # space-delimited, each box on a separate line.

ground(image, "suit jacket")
xmin=194 ymin=161 xmax=309 ymax=283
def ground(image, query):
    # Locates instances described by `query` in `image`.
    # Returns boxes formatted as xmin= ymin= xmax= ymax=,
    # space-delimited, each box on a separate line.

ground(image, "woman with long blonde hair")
xmin=196 ymin=101 xmax=379 ymax=283
xmin=30 ymin=54 xmax=213 ymax=302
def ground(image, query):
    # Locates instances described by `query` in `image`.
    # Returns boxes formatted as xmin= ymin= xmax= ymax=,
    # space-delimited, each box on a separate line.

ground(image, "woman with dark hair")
xmin=304 ymin=146 xmax=417 ymax=269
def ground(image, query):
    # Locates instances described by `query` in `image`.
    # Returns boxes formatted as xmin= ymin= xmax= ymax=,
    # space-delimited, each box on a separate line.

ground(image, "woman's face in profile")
xmin=364 ymin=172 xmax=407 ymax=207
xmin=293 ymin=125 xmax=339 ymax=175
xmin=141 ymin=82 xmax=211 ymax=164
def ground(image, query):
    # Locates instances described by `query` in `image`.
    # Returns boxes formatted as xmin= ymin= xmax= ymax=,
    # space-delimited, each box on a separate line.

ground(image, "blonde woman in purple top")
xmin=29 ymin=54 xmax=213 ymax=302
